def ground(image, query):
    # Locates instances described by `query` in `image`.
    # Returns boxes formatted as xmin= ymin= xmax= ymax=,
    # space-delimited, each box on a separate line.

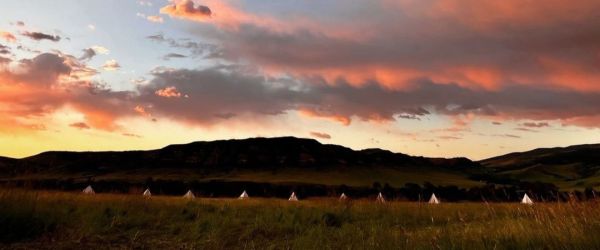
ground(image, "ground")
xmin=1 ymin=190 xmax=600 ymax=249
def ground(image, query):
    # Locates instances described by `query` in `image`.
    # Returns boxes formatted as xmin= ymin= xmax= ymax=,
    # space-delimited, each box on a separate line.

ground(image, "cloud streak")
xmin=22 ymin=31 xmax=61 ymax=42
xmin=310 ymin=131 xmax=331 ymax=139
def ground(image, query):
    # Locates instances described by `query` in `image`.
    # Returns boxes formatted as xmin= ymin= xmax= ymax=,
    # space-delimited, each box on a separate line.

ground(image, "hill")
xmin=0 ymin=137 xmax=485 ymax=190
xmin=0 ymin=156 xmax=17 ymax=175
xmin=480 ymin=144 xmax=600 ymax=189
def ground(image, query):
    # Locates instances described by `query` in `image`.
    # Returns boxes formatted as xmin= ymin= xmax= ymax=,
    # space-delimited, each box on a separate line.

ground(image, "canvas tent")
xmin=239 ymin=190 xmax=249 ymax=199
xmin=376 ymin=192 xmax=386 ymax=203
xmin=339 ymin=193 xmax=348 ymax=201
xmin=289 ymin=192 xmax=299 ymax=201
xmin=143 ymin=188 xmax=152 ymax=197
xmin=82 ymin=185 xmax=95 ymax=195
xmin=522 ymin=194 xmax=534 ymax=204
xmin=429 ymin=193 xmax=440 ymax=204
xmin=183 ymin=190 xmax=195 ymax=199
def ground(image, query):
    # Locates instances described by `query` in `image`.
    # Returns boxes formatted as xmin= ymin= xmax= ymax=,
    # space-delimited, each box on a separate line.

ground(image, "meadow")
xmin=1 ymin=189 xmax=599 ymax=249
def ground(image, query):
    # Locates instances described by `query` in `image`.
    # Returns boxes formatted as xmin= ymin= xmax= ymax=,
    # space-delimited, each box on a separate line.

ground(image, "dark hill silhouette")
xmin=15 ymin=137 xmax=480 ymax=175
xmin=480 ymin=144 xmax=600 ymax=189
xmin=0 ymin=156 xmax=17 ymax=175
xmin=1 ymin=137 xmax=598 ymax=195
xmin=0 ymin=137 xmax=492 ymax=196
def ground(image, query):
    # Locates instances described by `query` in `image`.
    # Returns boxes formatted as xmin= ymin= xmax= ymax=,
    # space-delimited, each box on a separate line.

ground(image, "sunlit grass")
xmin=1 ymin=189 xmax=599 ymax=249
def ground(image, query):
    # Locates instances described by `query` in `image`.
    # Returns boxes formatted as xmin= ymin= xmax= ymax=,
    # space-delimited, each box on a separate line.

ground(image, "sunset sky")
xmin=1 ymin=0 xmax=599 ymax=160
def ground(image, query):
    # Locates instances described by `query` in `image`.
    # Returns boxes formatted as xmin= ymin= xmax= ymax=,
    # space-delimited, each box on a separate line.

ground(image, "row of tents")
xmin=81 ymin=185 xmax=536 ymax=204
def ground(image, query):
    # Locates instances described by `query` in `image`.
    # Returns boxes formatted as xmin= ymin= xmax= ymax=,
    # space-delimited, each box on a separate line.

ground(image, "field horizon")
xmin=2 ymin=189 xmax=599 ymax=249
xmin=1 ymin=137 xmax=598 ymax=201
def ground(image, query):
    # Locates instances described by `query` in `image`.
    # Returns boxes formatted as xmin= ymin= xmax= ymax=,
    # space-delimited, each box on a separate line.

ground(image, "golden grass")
xmin=1 ymin=189 xmax=599 ymax=249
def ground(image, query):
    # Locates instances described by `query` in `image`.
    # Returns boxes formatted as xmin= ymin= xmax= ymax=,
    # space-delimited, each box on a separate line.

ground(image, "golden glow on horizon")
xmin=1 ymin=110 xmax=598 ymax=160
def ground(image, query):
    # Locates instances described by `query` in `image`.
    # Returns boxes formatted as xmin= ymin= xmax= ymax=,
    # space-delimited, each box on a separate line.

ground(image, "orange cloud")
xmin=160 ymin=0 xmax=212 ymax=22
xmin=158 ymin=0 xmax=600 ymax=94
xmin=0 ymin=31 xmax=16 ymax=42
xmin=0 ymin=52 xmax=134 ymax=134
xmin=299 ymin=108 xmax=351 ymax=126
xmin=84 ymin=111 xmax=119 ymax=130
xmin=134 ymin=105 xmax=151 ymax=117
xmin=155 ymin=86 xmax=182 ymax=98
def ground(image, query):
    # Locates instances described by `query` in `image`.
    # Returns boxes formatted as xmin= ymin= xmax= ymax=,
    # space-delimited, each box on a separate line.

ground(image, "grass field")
xmin=1 ymin=190 xmax=600 ymax=249
xmin=5 ymin=165 xmax=484 ymax=189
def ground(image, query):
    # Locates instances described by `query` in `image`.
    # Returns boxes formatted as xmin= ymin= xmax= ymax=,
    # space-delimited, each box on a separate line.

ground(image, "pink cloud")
xmin=160 ymin=0 xmax=212 ymax=22
xmin=0 ymin=31 xmax=16 ymax=42
xmin=155 ymin=86 xmax=182 ymax=98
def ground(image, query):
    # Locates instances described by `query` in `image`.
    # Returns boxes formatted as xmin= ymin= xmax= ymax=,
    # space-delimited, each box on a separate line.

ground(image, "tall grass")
xmin=1 ymin=189 xmax=599 ymax=249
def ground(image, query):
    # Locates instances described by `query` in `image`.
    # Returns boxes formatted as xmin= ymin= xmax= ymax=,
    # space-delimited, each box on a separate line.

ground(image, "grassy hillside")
xmin=2 ymin=190 xmax=600 ymax=249
xmin=481 ymin=144 xmax=600 ymax=189
xmin=7 ymin=166 xmax=483 ymax=189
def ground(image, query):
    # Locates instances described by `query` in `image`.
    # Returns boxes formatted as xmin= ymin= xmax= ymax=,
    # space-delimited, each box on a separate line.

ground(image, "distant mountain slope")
xmin=20 ymin=137 xmax=483 ymax=172
xmin=480 ymin=144 xmax=600 ymax=189
xmin=0 ymin=156 xmax=18 ymax=176
xmin=1 ymin=137 xmax=484 ymax=188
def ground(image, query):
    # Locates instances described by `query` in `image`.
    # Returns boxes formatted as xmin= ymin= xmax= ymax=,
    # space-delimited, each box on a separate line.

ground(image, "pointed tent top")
xmin=376 ymin=192 xmax=386 ymax=203
xmin=339 ymin=193 xmax=348 ymax=200
xmin=289 ymin=192 xmax=298 ymax=201
xmin=429 ymin=193 xmax=440 ymax=204
xmin=522 ymin=194 xmax=534 ymax=204
xmin=82 ymin=185 xmax=95 ymax=194
xmin=239 ymin=190 xmax=249 ymax=199
xmin=183 ymin=190 xmax=195 ymax=199
xmin=143 ymin=188 xmax=151 ymax=197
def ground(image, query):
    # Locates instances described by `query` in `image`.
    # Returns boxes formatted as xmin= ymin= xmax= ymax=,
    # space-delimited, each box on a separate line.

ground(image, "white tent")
xmin=288 ymin=192 xmax=299 ymax=201
xmin=376 ymin=192 xmax=386 ymax=203
xmin=82 ymin=185 xmax=95 ymax=195
xmin=429 ymin=193 xmax=440 ymax=204
xmin=339 ymin=193 xmax=348 ymax=201
xmin=239 ymin=190 xmax=249 ymax=199
xmin=143 ymin=188 xmax=152 ymax=197
xmin=522 ymin=194 xmax=534 ymax=204
xmin=183 ymin=190 xmax=195 ymax=199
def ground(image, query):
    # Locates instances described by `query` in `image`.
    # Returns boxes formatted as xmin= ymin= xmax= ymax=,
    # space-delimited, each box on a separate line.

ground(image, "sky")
xmin=0 ymin=0 xmax=599 ymax=160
